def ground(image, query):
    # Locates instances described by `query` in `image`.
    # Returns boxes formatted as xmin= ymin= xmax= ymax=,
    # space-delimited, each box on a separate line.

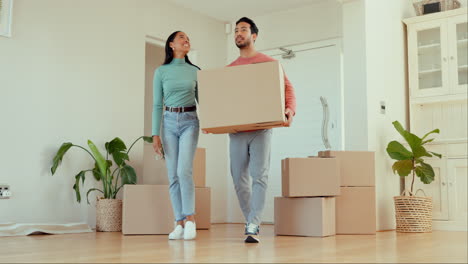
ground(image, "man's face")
xmin=234 ymin=22 xmax=256 ymax=49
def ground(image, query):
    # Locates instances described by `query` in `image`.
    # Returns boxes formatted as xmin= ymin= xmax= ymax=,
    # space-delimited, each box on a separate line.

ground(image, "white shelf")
xmin=427 ymin=138 xmax=468 ymax=144
xmin=457 ymin=38 xmax=468 ymax=44
xmin=419 ymin=68 xmax=442 ymax=74
xmin=411 ymin=93 xmax=468 ymax=104
xmin=458 ymin=64 xmax=468 ymax=70
xmin=418 ymin=43 xmax=441 ymax=49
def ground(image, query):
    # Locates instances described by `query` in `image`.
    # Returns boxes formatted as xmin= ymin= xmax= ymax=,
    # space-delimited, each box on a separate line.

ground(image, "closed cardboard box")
xmin=197 ymin=61 xmax=286 ymax=134
xmin=122 ymin=185 xmax=211 ymax=235
xmin=195 ymin=187 xmax=211 ymax=230
xmin=335 ymin=186 xmax=376 ymax=235
xmin=282 ymin=157 xmax=340 ymax=197
xmin=122 ymin=185 xmax=174 ymax=235
xmin=318 ymin=150 xmax=375 ymax=187
xmin=193 ymin=148 xmax=206 ymax=187
xmin=274 ymin=197 xmax=336 ymax=237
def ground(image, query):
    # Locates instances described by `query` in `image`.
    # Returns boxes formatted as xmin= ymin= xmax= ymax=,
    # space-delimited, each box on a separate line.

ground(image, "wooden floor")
xmin=0 ymin=224 xmax=466 ymax=263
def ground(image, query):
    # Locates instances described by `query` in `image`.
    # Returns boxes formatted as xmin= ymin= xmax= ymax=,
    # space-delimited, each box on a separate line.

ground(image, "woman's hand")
xmin=153 ymin=135 xmax=163 ymax=156
xmin=284 ymin=108 xmax=294 ymax=127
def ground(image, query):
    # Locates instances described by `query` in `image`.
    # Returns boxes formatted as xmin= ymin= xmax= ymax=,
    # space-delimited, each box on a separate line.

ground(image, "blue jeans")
xmin=229 ymin=129 xmax=272 ymax=226
xmin=161 ymin=110 xmax=199 ymax=221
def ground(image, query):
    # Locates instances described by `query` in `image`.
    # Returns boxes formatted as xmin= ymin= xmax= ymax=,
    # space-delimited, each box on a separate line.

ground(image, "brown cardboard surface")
xmin=335 ymin=186 xmax=376 ymax=234
xmin=122 ymin=185 xmax=173 ymax=235
xmin=193 ymin=148 xmax=206 ymax=187
xmin=195 ymin=187 xmax=211 ymax=230
xmin=318 ymin=151 xmax=375 ymax=187
xmin=282 ymin=157 xmax=340 ymax=197
xmin=274 ymin=197 xmax=336 ymax=237
xmin=198 ymin=61 xmax=286 ymax=134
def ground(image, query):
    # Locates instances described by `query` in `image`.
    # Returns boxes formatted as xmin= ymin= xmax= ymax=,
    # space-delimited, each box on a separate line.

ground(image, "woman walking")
xmin=152 ymin=31 xmax=200 ymax=240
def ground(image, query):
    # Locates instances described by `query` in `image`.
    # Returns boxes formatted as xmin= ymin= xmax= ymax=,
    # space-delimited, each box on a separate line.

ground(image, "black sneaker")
xmin=244 ymin=223 xmax=260 ymax=243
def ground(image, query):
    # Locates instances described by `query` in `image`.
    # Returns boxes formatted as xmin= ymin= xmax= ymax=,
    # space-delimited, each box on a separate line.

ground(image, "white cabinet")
xmin=406 ymin=8 xmax=467 ymax=100
xmin=447 ymin=158 xmax=468 ymax=230
xmin=406 ymin=158 xmax=448 ymax=220
xmin=448 ymin=15 xmax=468 ymax=95
xmin=404 ymin=9 xmax=468 ymax=231
xmin=405 ymin=144 xmax=467 ymax=230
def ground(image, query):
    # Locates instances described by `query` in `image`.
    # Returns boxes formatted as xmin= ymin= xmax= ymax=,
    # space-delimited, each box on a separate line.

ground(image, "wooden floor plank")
xmin=0 ymin=224 xmax=466 ymax=263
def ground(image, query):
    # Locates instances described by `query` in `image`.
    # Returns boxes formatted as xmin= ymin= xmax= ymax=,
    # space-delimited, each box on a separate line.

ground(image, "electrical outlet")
xmin=0 ymin=185 xmax=11 ymax=199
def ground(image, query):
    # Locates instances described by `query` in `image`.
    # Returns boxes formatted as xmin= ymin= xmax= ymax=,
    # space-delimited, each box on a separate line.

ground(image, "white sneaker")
xmin=183 ymin=221 xmax=197 ymax=240
xmin=168 ymin=224 xmax=184 ymax=240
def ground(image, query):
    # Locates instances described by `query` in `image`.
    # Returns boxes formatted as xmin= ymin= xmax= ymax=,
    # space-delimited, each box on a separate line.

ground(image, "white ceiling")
xmin=164 ymin=0 xmax=329 ymax=22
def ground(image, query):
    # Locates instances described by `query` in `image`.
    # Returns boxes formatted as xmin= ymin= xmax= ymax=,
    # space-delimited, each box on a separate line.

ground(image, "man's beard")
xmin=235 ymin=38 xmax=251 ymax=49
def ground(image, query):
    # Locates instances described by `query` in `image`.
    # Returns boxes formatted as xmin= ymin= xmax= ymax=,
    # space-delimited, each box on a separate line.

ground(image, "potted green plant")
xmin=51 ymin=136 xmax=153 ymax=232
xmin=386 ymin=120 xmax=441 ymax=233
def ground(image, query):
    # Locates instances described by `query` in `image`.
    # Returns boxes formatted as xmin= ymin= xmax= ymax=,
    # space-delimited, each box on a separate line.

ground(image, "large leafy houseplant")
xmin=51 ymin=136 xmax=153 ymax=203
xmin=386 ymin=121 xmax=442 ymax=196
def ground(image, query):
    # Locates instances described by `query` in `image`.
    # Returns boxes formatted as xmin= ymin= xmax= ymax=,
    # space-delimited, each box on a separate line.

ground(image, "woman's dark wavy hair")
xmin=163 ymin=31 xmax=200 ymax=70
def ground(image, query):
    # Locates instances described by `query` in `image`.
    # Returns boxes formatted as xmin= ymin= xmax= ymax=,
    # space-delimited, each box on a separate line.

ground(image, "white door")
xmin=447 ymin=159 xmax=468 ymax=230
xmin=408 ymin=20 xmax=450 ymax=98
xmin=406 ymin=158 xmax=449 ymax=220
xmin=262 ymin=40 xmax=343 ymax=222
xmin=447 ymin=15 xmax=468 ymax=95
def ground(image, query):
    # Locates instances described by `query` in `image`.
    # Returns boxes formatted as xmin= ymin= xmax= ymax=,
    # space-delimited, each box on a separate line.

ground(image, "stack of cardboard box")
xmin=122 ymin=148 xmax=211 ymax=235
xmin=275 ymin=157 xmax=340 ymax=237
xmin=275 ymin=151 xmax=376 ymax=237
xmin=318 ymin=151 xmax=376 ymax=235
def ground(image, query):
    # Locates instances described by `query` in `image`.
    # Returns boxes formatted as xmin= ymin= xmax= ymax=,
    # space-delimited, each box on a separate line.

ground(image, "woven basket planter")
xmin=394 ymin=194 xmax=432 ymax=233
xmin=96 ymin=198 xmax=122 ymax=232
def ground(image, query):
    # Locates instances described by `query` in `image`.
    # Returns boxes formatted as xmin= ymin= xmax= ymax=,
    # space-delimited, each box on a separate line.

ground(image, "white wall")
xmin=227 ymin=1 xmax=342 ymax=63
xmin=342 ymin=0 xmax=369 ymax=151
xmin=224 ymin=1 xmax=343 ymax=223
xmin=0 ymin=0 xmax=227 ymax=226
xmin=363 ymin=0 xmax=414 ymax=230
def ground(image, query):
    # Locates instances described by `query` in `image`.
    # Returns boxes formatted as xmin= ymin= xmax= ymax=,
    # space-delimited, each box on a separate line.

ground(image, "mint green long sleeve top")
xmin=152 ymin=58 xmax=199 ymax=136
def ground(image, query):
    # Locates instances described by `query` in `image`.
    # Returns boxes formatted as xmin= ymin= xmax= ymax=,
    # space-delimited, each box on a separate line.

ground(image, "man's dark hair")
xmin=235 ymin=17 xmax=259 ymax=35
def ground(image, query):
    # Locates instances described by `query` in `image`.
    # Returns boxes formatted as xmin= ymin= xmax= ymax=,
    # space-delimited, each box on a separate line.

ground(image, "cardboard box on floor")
xmin=318 ymin=150 xmax=375 ymax=187
xmin=122 ymin=185 xmax=211 ymax=235
xmin=122 ymin=185 xmax=174 ymax=235
xmin=193 ymin=148 xmax=206 ymax=187
xmin=197 ymin=61 xmax=286 ymax=134
xmin=274 ymin=197 xmax=336 ymax=237
xmin=336 ymin=186 xmax=376 ymax=235
xmin=195 ymin=187 xmax=211 ymax=230
xmin=281 ymin=157 xmax=340 ymax=197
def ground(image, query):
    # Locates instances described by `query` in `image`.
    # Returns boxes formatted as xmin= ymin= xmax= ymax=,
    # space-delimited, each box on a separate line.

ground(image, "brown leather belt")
xmin=165 ymin=106 xmax=197 ymax=112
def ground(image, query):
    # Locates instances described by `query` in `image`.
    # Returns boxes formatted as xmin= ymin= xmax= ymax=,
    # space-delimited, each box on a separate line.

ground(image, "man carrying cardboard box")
xmin=227 ymin=17 xmax=296 ymax=243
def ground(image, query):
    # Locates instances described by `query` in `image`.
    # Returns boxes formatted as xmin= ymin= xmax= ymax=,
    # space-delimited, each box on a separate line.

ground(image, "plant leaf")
xmin=386 ymin=141 xmax=413 ymax=160
xmin=392 ymin=121 xmax=423 ymax=155
xmin=413 ymin=145 xmax=433 ymax=159
xmin=422 ymin=138 xmax=435 ymax=145
xmin=86 ymin=188 xmax=104 ymax=205
xmin=51 ymin=142 xmax=73 ymax=175
xmin=72 ymin=171 xmax=87 ymax=203
xmin=143 ymin=136 xmax=153 ymax=143
xmin=421 ymin=128 xmax=440 ymax=141
xmin=107 ymin=137 xmax=129 ymax=166
xmin=392 ymin=160 xmax=413 ymax=177
xmin=87 ymin=140 xmax=109 ymax=197
xmin=415 ymin=162 xmax=435 ymax=184
xmin=92 ymin=162 xmax=101 ymax=181
xmin=120 ymin=164 xmax=137 ymax=185
xmin=429 ymin=151 xmax=442 ymax=159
